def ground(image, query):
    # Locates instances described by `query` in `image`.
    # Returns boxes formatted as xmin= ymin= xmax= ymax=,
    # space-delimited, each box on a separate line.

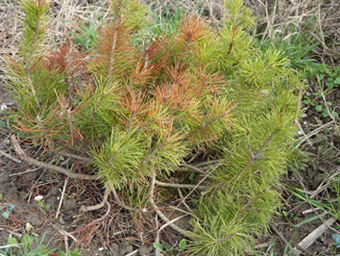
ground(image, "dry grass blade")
xmin=56 ymin=177 xmax=69 ymax=218
xmin=295 ymin=120 xmax=335 ymax=148
xmin=0 ymin=243 xmax=23 ymax=250
xmin=269 ymin=223 xmax=298 ymax=255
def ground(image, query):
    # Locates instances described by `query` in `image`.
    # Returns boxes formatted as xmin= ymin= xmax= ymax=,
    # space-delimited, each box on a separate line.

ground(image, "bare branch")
xmin=10 ymin=135 xmax=97 ymax=180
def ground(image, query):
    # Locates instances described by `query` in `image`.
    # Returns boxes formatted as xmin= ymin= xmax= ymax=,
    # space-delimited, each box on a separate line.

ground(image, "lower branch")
xmin=216 ymin=233 xmax=237 ymax=244
xmin=80 ymin=185 xmax=111 ymax=212
xmin=56 ymin=151 xmax=92 ymax=162
xmin=10 ymin=135 xmax=98 ymax=180
xmin=155 ymin=179 xmax=206 ymax=190
xmin=149 ymin=196 xmax=192 ymax=238
xmin=150 ymin=170 xmax=193 ymax=238
xmin=111 ymin=187 xmax=140 ymax=211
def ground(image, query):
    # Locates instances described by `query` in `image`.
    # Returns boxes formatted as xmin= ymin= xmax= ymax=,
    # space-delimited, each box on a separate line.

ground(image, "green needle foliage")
xmin=5 ymin=0 xmax=303 ymax=255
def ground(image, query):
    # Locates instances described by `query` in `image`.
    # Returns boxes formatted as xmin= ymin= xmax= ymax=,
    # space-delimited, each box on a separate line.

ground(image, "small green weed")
xmin=250 ymin=240 xmax=278 ymax=255
xmin=68 ymin=9 xmax=104 ymax=51
xmin=288 ymin=184 xmax=340 ymax=222
xmin=0 ymin=233 xmax=55 ymax=256
xmin=147 ymin=3 xmax=186 ymax=38
xmin=281 ymin=210 xmax=299 ymax=223
xmin=0 ymin=120 xmax=6 ymax=127
xmin=302 ymin=95 xmax=315 ymax=106
xmin=0 ymin=194 xmax=15 ymax=220
xmin=314 ymin=101 xmax=335 ymax=118
xmin=301 ymin=67 xmax=340 ymax=119
xmin=147 ymin=1 xmax=203 ymax=38
xmin=72 ymin=21 xmax=99 ymax=51
xmin=303 ymin=63 xmax=340 ymax=88
xmin=302 ymin=95 xmax=338 ymax=119
xmin=254 ymin=22 xmax=319 ymax=71
xmin=57 ymin=248 xmax=83 ymax=256
xmin=38 ymin=200 xmax=51 ymax=212
xmin=153 ymin=239 xmax=187 ymax=256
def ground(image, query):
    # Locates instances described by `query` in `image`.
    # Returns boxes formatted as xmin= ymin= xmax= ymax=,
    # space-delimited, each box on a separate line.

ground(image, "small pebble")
xmin=0 ymin=104 xmax=8 ymax=111
xmin=34 ymin=195 xmax=44 ymax=201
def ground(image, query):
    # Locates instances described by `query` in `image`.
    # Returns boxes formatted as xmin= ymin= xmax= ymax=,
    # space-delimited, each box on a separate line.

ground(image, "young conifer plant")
xmin=4 ymin=0 xmax=302 ymax=255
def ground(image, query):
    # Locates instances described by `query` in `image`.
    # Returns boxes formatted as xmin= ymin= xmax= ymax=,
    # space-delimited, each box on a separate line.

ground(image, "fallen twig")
xmin=294 ymin=217 xmax=337 ymax=255
xmin=154 ymin=179 xmax=206 ymax=190
xmin=9 ymin=167 xmax=41 ymax=177
xmin=80 ymin=185 xmax=111 ymax=212
xmin=0 ymin=149 xmax=21 ymax=163
xmin=269 ymin=223 xmax=298 ymax=255
xmin=26 ymin=170 xmax=46 ymax=202
xmin=0 ymin=227 xmax=22 ymax=239
xmin=150 ymin=170 xmax=192 ymax=238
xmin=52 ymin=224 xmax=78 ymax=256
xmin=56 ymin=177 xmax=69 ymax=218
xmin=56 ymin=151 xmax=92 ymax=162
xmin=111 ymin=187 xmax=140 ymax=211
xmin=10 ymin=135 xmax=98 ymax=180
